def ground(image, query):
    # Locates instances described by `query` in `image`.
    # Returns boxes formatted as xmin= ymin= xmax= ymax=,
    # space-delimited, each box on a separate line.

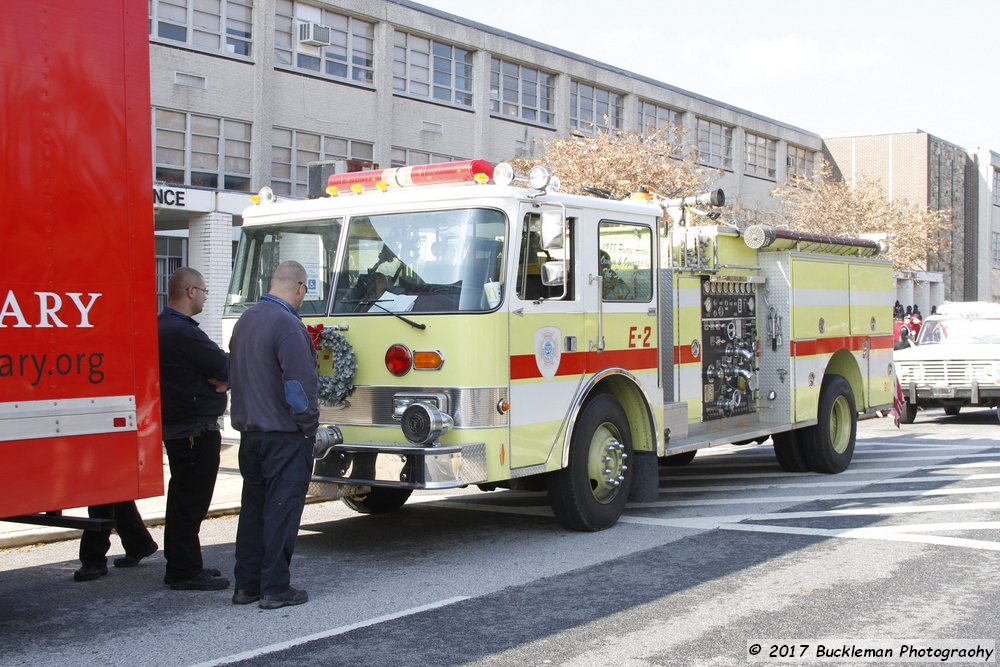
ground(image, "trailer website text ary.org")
xmin=0 ymin=352 xmax=105 ymax=386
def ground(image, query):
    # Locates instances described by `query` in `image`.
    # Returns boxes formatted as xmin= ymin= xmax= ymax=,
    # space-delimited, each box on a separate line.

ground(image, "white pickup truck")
xmin=894 ymin=302 xmax=1000 ymax=423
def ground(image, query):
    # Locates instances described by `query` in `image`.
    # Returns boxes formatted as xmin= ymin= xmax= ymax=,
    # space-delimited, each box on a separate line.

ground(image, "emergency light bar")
xmin=325 ymin=159 xmax=495 ymax=194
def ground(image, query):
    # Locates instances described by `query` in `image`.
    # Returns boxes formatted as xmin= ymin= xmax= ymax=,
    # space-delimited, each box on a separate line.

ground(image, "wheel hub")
xmin=587 ymin=423 xmax=627 ymax=504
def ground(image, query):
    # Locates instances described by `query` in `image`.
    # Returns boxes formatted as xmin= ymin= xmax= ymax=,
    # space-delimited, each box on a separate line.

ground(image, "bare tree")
xmin=509 ymin=128 xmax=715 ymax=200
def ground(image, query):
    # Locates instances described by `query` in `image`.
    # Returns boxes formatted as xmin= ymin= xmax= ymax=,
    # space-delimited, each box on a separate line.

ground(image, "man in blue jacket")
xmin=158 ymin=267 xmax=230 ymax=591
xmin=229 ymin=261 xmax=319 ymax=609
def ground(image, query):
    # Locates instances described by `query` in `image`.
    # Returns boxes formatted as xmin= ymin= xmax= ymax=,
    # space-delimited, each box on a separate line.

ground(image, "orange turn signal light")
xmin=413 ymin=350 xmax=445 ymax=370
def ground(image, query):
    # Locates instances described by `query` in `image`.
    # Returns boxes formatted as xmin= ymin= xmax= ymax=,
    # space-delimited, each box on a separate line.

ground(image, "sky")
xmin=412 ymin=0 xmax=998 ymax=151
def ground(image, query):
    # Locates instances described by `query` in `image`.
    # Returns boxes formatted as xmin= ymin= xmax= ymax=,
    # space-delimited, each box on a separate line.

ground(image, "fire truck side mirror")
xmin=541 ymin=260 xmax=565 ymax=286
xmin=539 ymin=210 xmax=565 ymax=250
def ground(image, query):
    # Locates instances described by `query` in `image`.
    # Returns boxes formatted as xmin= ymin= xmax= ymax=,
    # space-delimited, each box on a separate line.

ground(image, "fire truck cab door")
xmin=508 ymin=206 xmax=586 ymax=470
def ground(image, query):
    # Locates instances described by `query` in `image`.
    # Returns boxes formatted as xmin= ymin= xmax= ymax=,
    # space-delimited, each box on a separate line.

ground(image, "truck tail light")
xmin=385 ymin=344 xmax=412 ymax=376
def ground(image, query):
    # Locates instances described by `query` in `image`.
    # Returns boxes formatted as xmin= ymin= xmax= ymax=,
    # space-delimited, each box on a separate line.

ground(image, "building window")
xmin=570 ymin=81 xmax=623 ymax=135
xmin=993 ymin=232 xmax=1000 ymax=268
xmin=993 ymin=168 xmax=1000 ymax=206
xmin=638 ymin=101 xmax=681 ymax=139
xmin=275 ymin=1 xmax=373 ymax=84
xmin=154 ymin=109 xmax=252 ymax=191
xmin=390 ymin=148 xmax=464 ymax=167
xmin=696 ymin=118 xmax=733 ymax=170
xmin=393 ymin=33 xmax=473 ymax=107
xmin=271 ymin=129 xmax=374 ymax=198
xmin=149 ymin=0 xmax=253 ymax=56
xmin=489 ymin=58 xmax=555 ymax=125
xmin=155 ymin=236 xmax=186 ymax=312
xmin=787 ymin=144 xmax=814 ymax=180
xmin=744 ymin=132 xmax=776 ymax=179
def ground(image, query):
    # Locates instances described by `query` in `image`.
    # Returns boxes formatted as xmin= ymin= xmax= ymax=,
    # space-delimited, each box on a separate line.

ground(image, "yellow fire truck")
xmin=223 ymin=160 xmax=894 ymax=531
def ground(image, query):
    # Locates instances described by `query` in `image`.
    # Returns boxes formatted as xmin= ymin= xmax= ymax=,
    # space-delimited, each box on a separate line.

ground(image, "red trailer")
xmin=0 ymin=0 xmax=162 ymax=524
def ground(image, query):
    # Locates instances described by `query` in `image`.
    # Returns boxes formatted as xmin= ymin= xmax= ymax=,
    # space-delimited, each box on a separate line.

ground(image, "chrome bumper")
xmin=312 ymin=441 xmax=488 ymax=490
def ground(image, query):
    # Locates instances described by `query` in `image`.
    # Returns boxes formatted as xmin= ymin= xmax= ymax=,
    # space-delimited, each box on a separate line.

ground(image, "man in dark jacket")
xmin=229 ymin=260 xmax=319 ymax=610
xmin=158 ymin=267 xmax=230 ymax=591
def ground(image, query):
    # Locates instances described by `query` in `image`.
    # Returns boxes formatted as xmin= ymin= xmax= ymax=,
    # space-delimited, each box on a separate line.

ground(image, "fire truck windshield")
xmin=225 ymin=218 xmax=342 ymax=316
xmin=333 ymin=208 xmax=506 ymax=314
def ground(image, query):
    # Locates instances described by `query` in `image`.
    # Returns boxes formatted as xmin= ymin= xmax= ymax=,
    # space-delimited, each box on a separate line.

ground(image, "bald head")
xmin=167 ymin=267 xmax=207 ymax=316
xmin=268 ymin=261 xmax=308 ymax=311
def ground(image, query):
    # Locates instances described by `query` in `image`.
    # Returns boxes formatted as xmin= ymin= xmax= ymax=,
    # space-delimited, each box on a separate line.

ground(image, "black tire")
xmin=944 ymin=406 xmax=961 ymax=416
xmin=772 ymin=430 xmax=810 ymax=472
xmin=659 ymin=450 xmax=697 ymax=467
xmin=801 ymin=374 xmax=857 ymax=474
xmin=900 ymin=400 xmax=917 ymax=424
xmin=342 ymin=487 xmax=413 ymax=514
xmin=547 ymin=394 xmax=633 ymax=532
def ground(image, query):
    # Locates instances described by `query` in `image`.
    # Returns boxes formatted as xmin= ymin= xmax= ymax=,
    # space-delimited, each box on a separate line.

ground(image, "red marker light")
xmin=385 ymin=344 xmax=412 ymax=376
xmin=113 ymin=417 xmax=127 ymax=427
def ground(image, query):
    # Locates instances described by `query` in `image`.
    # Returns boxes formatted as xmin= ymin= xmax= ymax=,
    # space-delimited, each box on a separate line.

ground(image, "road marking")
xmin=620 ymin=502 xmax=1000 ymax=529
xmin=187 ymin=596 xmax=470 ymax=667
xmin=661 ymin=462 xmax=1000 ymax=482
xmin=659 ymin=473 xmax=1000 ymax=494
xmin=635 ymin=485 xmax=1000 ymax=507
xmin=716 ymin=522 xmax=1000 ymax=552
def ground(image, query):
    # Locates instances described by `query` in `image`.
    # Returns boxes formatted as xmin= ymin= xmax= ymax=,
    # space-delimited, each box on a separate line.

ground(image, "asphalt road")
xmin=2 ymin=408 xmax=999 ymax=667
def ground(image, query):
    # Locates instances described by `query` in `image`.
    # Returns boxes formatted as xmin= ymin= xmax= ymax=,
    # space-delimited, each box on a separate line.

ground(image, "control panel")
xmin=700 ymin=277 xmax=758 ymax=420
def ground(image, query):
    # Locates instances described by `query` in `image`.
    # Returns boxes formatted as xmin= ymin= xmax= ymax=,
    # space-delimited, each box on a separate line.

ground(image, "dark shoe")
xmin=232 ymin=589 xmax=261 ymax=605
xmin=169 ymin=569 xmax=230 ymax=591
xmin=259 ymin=587 xmax=308 ymax=610
xmin=164 ymin=567 xmax=221 ymax=585
xmin=73 ymin=564 xmax=108 ymax=582
xmin=113 ymin=541 xmax=158 ymax=568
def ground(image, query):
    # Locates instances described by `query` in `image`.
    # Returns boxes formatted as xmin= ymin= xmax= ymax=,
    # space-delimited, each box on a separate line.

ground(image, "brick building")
xmin=148 ymin=0 xmax=825 ymax=340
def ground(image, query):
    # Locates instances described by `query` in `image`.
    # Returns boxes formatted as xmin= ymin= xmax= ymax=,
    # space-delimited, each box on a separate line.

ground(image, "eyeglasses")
xmin=191 ymin=286 xmax=209 ymax=295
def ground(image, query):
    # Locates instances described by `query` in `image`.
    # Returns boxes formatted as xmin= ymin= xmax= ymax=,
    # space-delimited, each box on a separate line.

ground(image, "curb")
xmin=0 ymin=497 xmax=330 ymax=551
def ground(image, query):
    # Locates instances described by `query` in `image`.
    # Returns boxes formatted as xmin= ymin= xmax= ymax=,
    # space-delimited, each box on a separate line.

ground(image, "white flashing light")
xmin=528 ymin=165 xmax=552 ymax=190
xmin=494 ymin=162 xmax=515 ymax=187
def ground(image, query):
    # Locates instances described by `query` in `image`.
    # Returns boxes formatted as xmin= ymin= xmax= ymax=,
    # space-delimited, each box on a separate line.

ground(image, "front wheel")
xmin=547 ymin=394 xmax=633 ymax=532
xmin=802 ymin=375 xmax=857 ymax=474
xmin=342 ymin=487 xmax=413 ymax=514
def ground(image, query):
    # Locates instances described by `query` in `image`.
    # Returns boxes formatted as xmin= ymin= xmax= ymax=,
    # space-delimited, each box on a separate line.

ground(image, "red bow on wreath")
xmin=306 ymin=323 xmax=324 ymax=350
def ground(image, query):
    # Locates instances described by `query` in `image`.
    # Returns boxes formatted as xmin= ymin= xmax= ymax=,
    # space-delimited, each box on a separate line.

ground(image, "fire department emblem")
xmin=534 ymin=326 xmax=562 ymax=381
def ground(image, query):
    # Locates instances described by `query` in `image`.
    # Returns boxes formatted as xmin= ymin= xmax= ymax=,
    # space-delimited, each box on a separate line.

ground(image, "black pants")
xmin=234 ymin=431 xmax=313 ymax=596
xmin=79 ymin=502 xmax=155 ymax=568
xmin=164 ymin=430 xmax=222 ymax=581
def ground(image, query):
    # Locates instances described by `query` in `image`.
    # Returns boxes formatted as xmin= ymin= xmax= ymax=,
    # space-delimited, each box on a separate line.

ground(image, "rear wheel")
xmin=944 ymin=406 xmax=961 ymax=416
xmin=548 ymin=394 xmax=633 ymax=532
xmin=900 ymin=400 xmax=918 ymax=424
xmin=802 ymin=374 xmax=857 ymax=474
xmin=660 ymin=450 xmax=696 ymax=467
xmin=342 ymin=487 xmax=413 ymax=514
xmin=772 ymin=430 xmax=810 ymax=472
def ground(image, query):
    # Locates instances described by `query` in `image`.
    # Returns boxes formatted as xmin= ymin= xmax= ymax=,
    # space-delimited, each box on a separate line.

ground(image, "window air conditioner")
xmin=298 ymin=22 xmax=331 ymax=46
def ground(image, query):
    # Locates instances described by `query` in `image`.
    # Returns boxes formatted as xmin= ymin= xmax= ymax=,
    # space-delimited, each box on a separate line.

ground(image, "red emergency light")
xmin=326 ymin=159 xmax=494 ymax=193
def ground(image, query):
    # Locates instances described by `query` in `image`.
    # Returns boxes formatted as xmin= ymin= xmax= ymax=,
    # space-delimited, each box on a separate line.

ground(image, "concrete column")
xmin=553 ymin=73 xmax=572 ymax=139
xmin=373 ymin=21 xmax=395 ymax=169
xmin=251 ymin=0 xmax=276 ymax=191
xmin=188 ymin=211 xmax=233 ymax=346
xmin=622 ymin=94 xmax=639 ymax=134
xmin=471 ymin=49 xmax=491 ymax=161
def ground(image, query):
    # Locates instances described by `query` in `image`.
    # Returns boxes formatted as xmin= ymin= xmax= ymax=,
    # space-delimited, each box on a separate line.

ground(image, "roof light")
xmin=350 ymin=184 xmax=364 ymax=195
xmin=326 ymin=159 xmax=496 ymax=192
xmin=325 ymin=185 xmax=338 ymax=197
xmin=250 ymin=186 xmax=276 ymax=205
xmin=528 ymin=165 xmax=552 ymax=190
xmin=473 ymin=172 xmax=488 ymax=184
xmin=493 ymin=162 xmax=515 ymax=187
xmin=375 ymin=181 xmax=388 ymax=192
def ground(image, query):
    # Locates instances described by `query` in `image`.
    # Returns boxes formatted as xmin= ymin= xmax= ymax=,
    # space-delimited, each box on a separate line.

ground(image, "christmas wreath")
xmin=308 ymin=324 xmax=356 ymax=406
